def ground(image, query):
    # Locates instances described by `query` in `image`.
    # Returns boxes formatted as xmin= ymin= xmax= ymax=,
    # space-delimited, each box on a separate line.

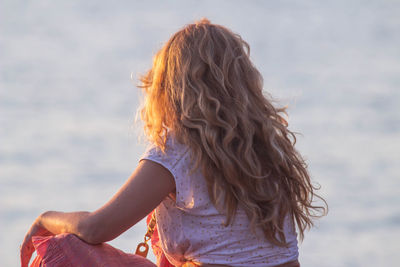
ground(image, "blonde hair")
xmin=139 ymin=18 xmax=327 ymax=246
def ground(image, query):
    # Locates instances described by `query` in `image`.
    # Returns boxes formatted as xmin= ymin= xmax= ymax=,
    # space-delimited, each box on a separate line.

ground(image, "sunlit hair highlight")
xmin=139 ymin=18 xmax=327 ymax=246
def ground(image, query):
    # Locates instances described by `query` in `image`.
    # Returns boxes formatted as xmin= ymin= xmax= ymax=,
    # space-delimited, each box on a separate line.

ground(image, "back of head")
xmin=140 ymin=18 xmax=326 ymax=246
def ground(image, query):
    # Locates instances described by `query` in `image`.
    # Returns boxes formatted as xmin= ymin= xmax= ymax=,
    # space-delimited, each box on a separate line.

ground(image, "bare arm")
xmin=20 ymin=159 xmax=175 ymax=266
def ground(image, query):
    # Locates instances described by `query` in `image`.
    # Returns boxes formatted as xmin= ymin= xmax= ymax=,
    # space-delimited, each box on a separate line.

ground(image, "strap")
xmin=135 ymin=212 xmax=157 ymax=258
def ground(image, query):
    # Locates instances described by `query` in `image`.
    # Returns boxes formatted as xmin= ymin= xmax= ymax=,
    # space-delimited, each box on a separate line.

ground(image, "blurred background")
xmin=1 ymin=0 xmax=399 ymax=266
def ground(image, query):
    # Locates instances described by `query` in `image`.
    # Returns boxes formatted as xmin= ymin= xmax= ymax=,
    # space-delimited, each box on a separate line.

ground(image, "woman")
xmin=21 ymin=18 xmax=326 ymax=267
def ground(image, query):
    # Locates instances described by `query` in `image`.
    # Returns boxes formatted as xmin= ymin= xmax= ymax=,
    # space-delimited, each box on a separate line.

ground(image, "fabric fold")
xmin=30 ymin=233 xmax=156 ymax=267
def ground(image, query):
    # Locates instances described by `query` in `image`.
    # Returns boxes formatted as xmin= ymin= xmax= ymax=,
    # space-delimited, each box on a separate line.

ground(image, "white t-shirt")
xmin=140 ymin=135 xmax=299 ymax=267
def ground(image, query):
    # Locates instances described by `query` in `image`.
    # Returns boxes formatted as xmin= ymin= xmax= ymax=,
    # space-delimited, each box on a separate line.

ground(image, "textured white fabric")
xmin=140 ymin=135 xmax=299 ymax=267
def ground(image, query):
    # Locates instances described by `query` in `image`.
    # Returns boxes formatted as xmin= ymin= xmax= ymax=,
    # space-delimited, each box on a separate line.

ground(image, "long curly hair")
xmin=139 ymin=18 xmax=327 ymax=246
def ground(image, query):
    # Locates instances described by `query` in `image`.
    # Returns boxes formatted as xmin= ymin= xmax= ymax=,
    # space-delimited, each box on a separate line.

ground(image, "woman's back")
xmin=139 ymin=19 xmax=326 ymax=257
xmin=141 ymin=135 xmax=299 ymax=266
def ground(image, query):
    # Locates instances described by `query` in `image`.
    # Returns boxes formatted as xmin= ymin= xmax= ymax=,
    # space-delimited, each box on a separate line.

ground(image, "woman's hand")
xmin=20 ymin=215 xmax=53 ymax=267
xmin=19 ymin=159 xmax=175 ymax=266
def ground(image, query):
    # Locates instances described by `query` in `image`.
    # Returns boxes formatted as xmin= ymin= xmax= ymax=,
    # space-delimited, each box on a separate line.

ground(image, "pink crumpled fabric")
xmin=29 ymin=210 xmax=173 ymax=267
xmin=30 ymin=233 xmax=156 ymax=267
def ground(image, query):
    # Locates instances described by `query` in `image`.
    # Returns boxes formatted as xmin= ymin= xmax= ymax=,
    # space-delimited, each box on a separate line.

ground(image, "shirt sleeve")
xmin=139 ymin=137 xmax=190 ymax=208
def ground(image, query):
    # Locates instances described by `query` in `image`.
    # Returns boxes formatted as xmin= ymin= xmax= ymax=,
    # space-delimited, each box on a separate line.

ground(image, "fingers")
xmin=20 ymin=219 xmax=50 ymax=267
xmin=20 ymin=225 xmax=38 ymax=267
xmin=20 ymin=238 xmax=35 ymax=267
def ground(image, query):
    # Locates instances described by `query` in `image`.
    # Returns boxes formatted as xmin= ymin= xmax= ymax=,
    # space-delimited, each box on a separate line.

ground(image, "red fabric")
xmin=30 ymin=233 xmax=156 ymax=267
xmin=28 ymin=211 xmax=172 ymax=267
xmin=146 ymin=211 xmax=174 ymax=267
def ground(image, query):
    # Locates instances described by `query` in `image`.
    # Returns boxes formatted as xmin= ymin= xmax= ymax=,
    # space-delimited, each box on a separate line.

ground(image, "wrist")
xmin=37 ymin=211 xmax=55 ymax=228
